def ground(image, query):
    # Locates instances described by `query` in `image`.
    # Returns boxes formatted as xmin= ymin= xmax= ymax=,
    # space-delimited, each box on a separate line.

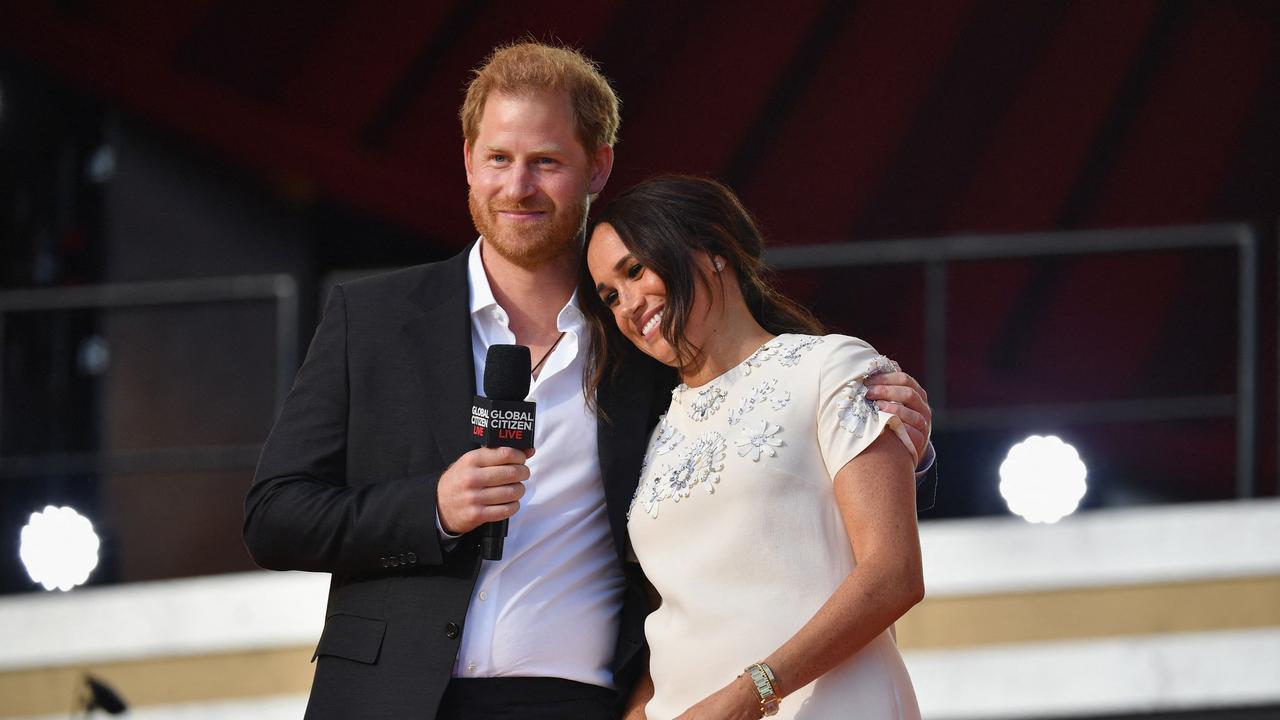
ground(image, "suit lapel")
xmin=597 ymin=348 xmax=668 ymax=561
xmin=403 ymin=249 xmax=476 ymax=467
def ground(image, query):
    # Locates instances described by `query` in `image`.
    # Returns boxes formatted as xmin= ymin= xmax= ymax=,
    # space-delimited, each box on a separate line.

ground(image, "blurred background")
xmin=0 ymin=1 xmax=1276 ymax=718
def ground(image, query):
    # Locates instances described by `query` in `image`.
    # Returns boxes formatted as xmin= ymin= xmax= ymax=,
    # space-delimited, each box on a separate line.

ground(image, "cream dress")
xmin=628 ymin=334 xmax=921 ymax=720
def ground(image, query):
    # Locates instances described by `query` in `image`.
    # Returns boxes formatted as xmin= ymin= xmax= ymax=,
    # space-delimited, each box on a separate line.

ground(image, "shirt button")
xmin=478 ymin=590 xmax=489 ymax=601
xmin=444 ymin=622 xmax=460 ymax=639
xmin=466 ymin=663 xmax=478 ymax=674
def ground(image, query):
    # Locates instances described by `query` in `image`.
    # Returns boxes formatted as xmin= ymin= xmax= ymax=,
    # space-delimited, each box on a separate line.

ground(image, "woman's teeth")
xmin=642 ymin=311 xmax=663 ymax=336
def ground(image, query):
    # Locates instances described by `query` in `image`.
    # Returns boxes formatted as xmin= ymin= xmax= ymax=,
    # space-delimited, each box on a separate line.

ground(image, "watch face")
xmin=762 ymin=698 xmax=781 ymax=716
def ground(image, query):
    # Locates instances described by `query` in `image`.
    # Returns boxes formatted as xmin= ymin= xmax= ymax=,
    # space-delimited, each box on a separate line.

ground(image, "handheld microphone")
xmin=470 ymin=344 xmax=536 ymax=561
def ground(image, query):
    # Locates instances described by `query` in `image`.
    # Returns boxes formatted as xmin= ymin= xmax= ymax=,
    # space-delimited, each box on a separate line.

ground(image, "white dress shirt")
xmin=451 ymin=239 xmax=625 ymax=688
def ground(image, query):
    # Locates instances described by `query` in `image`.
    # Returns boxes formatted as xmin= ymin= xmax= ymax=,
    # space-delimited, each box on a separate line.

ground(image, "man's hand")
xmin=437 ymin=446 xmax=533 ymax=535
xmin=865 ymin=371 xmax=932 ymax=463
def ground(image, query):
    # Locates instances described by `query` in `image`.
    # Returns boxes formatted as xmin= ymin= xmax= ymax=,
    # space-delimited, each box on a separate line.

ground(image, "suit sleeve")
xmin=243 ymin=285 xmax=446 ymax=576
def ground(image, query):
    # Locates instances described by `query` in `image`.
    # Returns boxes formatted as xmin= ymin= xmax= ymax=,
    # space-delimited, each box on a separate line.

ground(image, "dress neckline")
xmin=673 ymin=333 xmax=793 ymax=397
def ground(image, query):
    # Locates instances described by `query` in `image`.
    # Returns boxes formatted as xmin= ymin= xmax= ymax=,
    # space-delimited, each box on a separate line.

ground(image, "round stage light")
xmin=998 ymin=435 xmax=1088 ymax=524
xmin=19 ymin=505 xmax=101 ymax=591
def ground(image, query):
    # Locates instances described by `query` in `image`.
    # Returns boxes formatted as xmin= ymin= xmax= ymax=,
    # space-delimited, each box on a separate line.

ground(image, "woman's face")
xmin=587 ymin=223 xmax=713 ymax=368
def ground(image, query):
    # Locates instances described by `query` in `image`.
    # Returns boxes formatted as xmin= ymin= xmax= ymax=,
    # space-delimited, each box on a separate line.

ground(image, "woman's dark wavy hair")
xmin=580 ymin=175 xmax=824 ymax=414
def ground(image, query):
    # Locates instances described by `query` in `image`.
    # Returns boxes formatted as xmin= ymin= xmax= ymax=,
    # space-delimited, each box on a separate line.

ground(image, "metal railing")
xmin=0 ymin=223 xmax=1263 ymax=497
xmin=765 ymin=222 xmax=1259 ymax=498
xmin=0 ymin=274 xmax=299 ymax=478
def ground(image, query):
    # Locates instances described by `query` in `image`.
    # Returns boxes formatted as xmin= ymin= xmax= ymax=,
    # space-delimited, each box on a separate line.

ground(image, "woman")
xmin=581 ymin=176 xmax=924 ymax=719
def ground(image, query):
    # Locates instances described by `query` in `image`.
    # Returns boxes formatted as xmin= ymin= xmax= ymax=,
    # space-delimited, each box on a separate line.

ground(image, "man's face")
xmin=465 ymin=90 xmax=611 ymax=270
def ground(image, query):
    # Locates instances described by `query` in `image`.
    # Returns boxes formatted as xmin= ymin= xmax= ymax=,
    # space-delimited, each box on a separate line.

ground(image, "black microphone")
xmin=470 ymin=344 xmax=536 ymax=561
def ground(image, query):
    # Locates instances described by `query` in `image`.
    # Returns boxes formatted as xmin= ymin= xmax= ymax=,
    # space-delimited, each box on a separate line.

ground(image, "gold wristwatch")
xmin=744 ymin=662 xmax=780 ymax=717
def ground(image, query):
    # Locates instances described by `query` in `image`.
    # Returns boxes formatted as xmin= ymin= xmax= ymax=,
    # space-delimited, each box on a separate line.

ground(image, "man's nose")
xmin=502 ymin=163 xmax=536 ymax=201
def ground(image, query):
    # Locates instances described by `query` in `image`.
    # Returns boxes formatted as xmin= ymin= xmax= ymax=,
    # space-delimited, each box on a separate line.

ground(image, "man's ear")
xmin=463 ymin=141 xmax=474 ymax=186
xmin=588 ymin=144 xmax=614 ymax=195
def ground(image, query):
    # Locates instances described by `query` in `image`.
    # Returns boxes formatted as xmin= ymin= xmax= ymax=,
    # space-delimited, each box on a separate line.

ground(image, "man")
xmin=244 ymin=42 xmax=934 ymax=720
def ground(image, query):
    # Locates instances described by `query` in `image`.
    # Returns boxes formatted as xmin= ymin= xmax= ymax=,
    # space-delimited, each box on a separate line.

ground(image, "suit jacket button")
xmin=406 ymin=551 xmax=418 ymax=565
xmin=444 ymin=622 xmax=460 ymax=639
xmin=398 ymin=553 xmax=408 ymax=565
xmin=380 ymin=557 xmax=390 ymax=568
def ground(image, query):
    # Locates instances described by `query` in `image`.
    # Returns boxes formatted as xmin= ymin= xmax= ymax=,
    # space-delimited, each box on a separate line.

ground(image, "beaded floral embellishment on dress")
xmin=735 ymin=420 xmax=784 ymax=461
xmin=681 ymin=383 xmax=728 ymax=422
xmin=740 ymin=343 xmax=776 ymax=376
xmin=727 ymin=378 xmax=779 ymax=426
xmin=836 ymin=355 xmax=900 ymax=437
xmin=631 ymin=432 xmax=727 ymax=518
xmin=776 ymin=336 xmax=824 ymax=366
xmin=651 ymin=416 xmax=684 ymax=456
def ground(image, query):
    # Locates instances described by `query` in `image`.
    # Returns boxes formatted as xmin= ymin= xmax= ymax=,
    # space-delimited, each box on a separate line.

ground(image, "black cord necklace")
xmin=531 ymin=331 xmax=567 ymax=377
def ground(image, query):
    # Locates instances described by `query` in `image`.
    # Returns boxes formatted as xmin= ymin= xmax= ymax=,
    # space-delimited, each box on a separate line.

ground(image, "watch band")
xmin=744 ymin=662 xmax=780 ymax=716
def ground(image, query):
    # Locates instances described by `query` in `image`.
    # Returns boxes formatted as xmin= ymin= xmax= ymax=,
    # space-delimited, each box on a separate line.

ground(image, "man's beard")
xmin=469 ymin=189 xmax=588 ymax=270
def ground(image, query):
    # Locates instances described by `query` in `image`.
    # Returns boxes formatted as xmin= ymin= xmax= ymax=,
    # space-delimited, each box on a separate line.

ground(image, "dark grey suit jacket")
xmin=244 ymin=248 xmax=672 ymax=719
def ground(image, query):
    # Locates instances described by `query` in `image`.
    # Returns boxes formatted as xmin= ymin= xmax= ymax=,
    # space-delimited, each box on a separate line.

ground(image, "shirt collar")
xmin=467 ymin=239 xmax=500 ymax=317
xmin=468 ymin=238 xmax=586 ymax=333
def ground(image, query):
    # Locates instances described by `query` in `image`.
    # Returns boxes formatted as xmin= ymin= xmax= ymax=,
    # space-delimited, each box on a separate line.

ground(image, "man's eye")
xmin=627 ymin=263 xmax=644 ymax=279
xmin=491 ymin=154 xmax=508 ymax=163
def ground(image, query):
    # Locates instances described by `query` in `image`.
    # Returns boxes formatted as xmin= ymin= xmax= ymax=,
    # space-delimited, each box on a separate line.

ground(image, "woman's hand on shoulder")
xmin=673 ymin=674 xmax=763 ymax=720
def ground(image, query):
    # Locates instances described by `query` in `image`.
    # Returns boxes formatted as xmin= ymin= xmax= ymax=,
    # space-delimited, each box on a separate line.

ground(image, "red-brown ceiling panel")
xmin=736 ymin=0 xmax=975 ymax=243
xmin=278 ymin=4 xmax=460 ymax=140
xmin=602 ymin=0 xmax=828 ymax=184
xmin=1090 ymin=2 xmax=1275 ymax=226
xmin=78 ymin=0 xmax=221 ymax=57
xmin=948 ymin=0 xmax=1158 ymax=232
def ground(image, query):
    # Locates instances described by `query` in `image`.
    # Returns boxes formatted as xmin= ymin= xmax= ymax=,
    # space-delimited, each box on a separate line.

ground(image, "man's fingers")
xmin=902 ymin=425 xmax=927 ymax=464
xmin=878 ymin=400 xmax=930 ymax=460
xmin=478 ymin=501 xmax=521 ymax=523
xmin=866 ymin=371 xmax=928 ymax=403
xmin=472 ymin=445 xmax=531 ymax=467
xmin=463 ymin=462 xmax=529 ymax=488
xmin=867 ymin=384 xmax=927 ymax=415
xmin=876 ymin=400 xmax=927 ymax=436
xmin=476 ymin=480 xmax=527 ymax=505
xmin=437 ymin=447 xmax=531 ymax=534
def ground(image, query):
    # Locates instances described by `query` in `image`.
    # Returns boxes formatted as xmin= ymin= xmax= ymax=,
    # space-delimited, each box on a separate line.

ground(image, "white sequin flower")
xmin=727 ymin=378 xmax=778 ymax=426
xmin=835 ymin=382 xmax=876 ymax=438
xmin=735 ymin=420 xmax=784 ymax=461
xmin=867 ymin=354 xmax=901 ymax=377
xmin=740 ymin=342 xmax=777 ymax=376
xmin=777 ymin=336 xmax=824 ymax=366
xmin=684 ymin=384 xmax=728 ymax=422
xmin=632 ymin=432 xmax=727 ymax=518
xmin=836 ymin=354 xmax=901 ymax=437
xmin=651 ymin=416 xmax=684 ymax=455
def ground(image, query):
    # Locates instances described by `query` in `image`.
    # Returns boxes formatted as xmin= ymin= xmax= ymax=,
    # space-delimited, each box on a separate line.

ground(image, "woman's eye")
xmin=627 ymin=263 xmax=644 ymax=279
xmin=602 ymin=291 xmax=618 ymax=306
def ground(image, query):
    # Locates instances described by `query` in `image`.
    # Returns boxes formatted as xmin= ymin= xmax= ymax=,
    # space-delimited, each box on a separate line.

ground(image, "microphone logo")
xmin=470 ymin=401 xmax=535 ymax=447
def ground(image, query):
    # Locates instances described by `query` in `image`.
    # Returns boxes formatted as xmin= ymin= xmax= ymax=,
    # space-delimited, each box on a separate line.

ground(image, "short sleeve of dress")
xmin=816 ymin=335 xmax=918 ymax=479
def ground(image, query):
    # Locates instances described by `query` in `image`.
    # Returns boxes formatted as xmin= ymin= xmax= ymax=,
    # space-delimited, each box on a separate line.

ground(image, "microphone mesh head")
xmin=483 ymin=344 xmax=531 ymax=400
